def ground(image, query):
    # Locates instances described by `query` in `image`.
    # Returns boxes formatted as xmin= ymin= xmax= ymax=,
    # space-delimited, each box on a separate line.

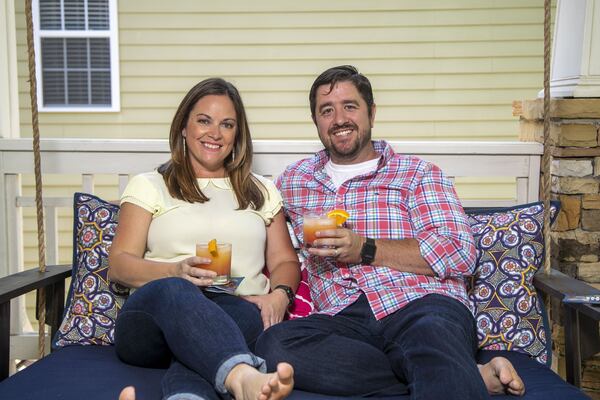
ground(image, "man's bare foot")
xmin=479 ymin=357 xmax=525 ymax=396
xmin=118 ymin=386 xmax=136 ymax=400
xmin=225 ymin=362 xmax=294 ymax=400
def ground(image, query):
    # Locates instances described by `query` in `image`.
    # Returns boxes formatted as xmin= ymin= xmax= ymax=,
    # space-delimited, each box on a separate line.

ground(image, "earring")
xmin=182 ymin=136 xmax=187 ymax=157
xmin=231 ymin=148 xmax=236 ymax=162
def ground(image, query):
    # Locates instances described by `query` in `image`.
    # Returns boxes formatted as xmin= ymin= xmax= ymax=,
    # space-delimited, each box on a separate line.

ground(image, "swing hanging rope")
xmin=25 ymin=0 xmax=47 ymax=359
xmin=542 ymin=0 xmax=553 ymax=275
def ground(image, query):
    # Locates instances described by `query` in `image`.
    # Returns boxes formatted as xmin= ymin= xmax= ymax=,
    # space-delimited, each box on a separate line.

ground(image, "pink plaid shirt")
xmin=275 ymin=140 xmax=476 ymax=320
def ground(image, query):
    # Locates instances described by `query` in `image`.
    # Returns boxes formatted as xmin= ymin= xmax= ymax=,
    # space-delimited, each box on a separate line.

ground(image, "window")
xmin=33 ymin=0 xmax=120 ymax=111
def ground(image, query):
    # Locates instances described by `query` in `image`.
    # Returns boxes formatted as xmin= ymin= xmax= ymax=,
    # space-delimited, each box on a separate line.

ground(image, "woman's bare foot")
xmin=479 ymin=357 xmax=525 ymax=396
xmin=118 ymin=386 xmax=136 ymax=400
xmin=225 ymin=362 xmax=294 ymax=400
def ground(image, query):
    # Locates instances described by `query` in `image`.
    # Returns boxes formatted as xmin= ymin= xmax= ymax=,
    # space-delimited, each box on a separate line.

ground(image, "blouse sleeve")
xmin=120 ymin=173 xmax=162 ymax=215
xmin=253 ymin=174 xmax=283 ymax=225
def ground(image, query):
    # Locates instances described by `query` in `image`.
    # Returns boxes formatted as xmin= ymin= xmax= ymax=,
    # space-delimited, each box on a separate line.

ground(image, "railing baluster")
xmin=44 ymin=207 xmax=59 ymax=266
xmin=118 ymin=174 xmax=129 ymax=197
xmin=82 ymin=174 xmax=94 ymax=194
xmin=4 ymin=174 xmax=26 ymax=375
xmin=517 ymin=177 xmax=528 ymax=205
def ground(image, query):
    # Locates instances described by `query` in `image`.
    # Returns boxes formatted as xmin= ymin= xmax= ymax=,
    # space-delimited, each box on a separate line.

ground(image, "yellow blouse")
xmin=120 ymin=170 xmax=282 ymax=295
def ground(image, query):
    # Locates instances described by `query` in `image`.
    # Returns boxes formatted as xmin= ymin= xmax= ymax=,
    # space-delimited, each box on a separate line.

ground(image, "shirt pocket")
xmin=350 ymin=184 xmax=412 ymax=239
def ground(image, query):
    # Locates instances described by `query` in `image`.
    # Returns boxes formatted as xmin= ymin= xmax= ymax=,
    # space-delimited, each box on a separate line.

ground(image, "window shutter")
xmin=64 ymin=0 xmax=85 ymax=30
xmin=90 ymin=38 xmax=111 ymax=104
xmin=88 ymin=0 xmax=110 ymax=30
xmin=41 ymin=38 xmax=65 ymax=106
xmin=39 ymin=0 xmax=61 ymax=30
xmin=37 ymin=0 xmax=115 ymax=109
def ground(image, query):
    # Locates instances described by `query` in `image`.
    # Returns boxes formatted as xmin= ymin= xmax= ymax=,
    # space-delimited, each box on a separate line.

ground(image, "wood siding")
xmin=16 ymin=0 xmax=552 ymax=141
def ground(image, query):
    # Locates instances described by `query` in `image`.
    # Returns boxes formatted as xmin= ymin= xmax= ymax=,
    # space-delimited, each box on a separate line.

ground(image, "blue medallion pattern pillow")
xmin=54 ymin=193 xmax=129 ymax=347
xmin=466 ymin=201 xmax=558 ymax=365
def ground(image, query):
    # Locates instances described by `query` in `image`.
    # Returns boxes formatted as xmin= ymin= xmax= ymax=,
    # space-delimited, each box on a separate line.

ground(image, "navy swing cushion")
xmin=0 ymin=346 xmax=587 ymax=399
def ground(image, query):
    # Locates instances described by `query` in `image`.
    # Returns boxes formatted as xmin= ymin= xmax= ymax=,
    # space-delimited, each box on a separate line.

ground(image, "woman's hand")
xmin=243 ymin=290 xmax=289 ymax=329
xmin=174 ymin=256 xmax=217 ymax=287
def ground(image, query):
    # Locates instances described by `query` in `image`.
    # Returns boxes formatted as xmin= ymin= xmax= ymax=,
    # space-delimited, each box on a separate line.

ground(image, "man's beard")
xmin=328 ymin=127 xmax=372 ymax=161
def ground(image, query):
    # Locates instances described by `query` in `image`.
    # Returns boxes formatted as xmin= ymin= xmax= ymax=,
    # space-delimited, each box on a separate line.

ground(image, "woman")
xmin=108 ymin=78 xmax=300 ymax=400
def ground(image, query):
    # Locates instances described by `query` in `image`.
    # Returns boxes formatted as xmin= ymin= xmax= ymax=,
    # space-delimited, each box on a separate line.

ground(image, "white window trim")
xmin=32 ymin=0 xmax=120 ymax=112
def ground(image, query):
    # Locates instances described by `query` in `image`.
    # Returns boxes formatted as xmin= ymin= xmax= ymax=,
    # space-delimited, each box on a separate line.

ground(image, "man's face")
xmin=313 ymin=81 xmax=376 ymax=165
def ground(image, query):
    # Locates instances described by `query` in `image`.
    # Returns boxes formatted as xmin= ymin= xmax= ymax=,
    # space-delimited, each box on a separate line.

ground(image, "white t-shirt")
xmin=120 ymin=170 xmax=282 ymax=296
xmin=324 ymin=158 xmax=379 ymax=189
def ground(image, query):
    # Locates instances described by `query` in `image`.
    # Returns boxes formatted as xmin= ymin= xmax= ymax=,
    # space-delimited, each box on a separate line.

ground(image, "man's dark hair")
xmin=309 ymin=65 xmax=375 ymax=122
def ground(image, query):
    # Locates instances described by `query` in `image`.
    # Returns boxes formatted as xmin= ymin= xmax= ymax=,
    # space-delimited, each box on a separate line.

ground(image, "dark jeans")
xmin=115 ymin=277 xmax=265 ymax=400
xmin=256 ymin=293 xmax=488 ymax=400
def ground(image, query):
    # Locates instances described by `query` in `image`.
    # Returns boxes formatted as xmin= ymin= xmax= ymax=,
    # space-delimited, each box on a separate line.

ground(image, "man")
xmin=255 ymin=65 xmax=524 ymax=399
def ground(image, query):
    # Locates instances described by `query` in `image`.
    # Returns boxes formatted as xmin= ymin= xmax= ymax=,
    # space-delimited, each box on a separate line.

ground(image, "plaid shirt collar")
xmin=310 ymin=140 xmax=394 ymax=180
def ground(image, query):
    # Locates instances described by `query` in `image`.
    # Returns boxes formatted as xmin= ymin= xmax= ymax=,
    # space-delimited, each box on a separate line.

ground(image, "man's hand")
xmin=243 ymin=290 xmax=289 ymax=329
xmin=309 ymin=227 xmax=364 ymax=264
xmin=309 ymin=228 xmax=434 ymax=276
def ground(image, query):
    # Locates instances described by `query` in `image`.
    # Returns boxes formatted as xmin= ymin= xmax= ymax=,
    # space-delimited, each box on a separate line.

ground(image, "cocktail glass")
xmin=303 ymin=213 xmax=337 ymax=247
xmin=196 ymin=242 xmax=232 ymax=285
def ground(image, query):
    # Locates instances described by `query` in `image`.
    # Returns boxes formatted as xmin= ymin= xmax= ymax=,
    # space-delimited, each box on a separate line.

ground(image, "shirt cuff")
xmin=415 ymin=231 xmax=450 ymax=279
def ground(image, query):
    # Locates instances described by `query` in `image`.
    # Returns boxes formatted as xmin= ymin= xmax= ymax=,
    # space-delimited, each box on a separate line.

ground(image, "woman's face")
xmin=183 ymin=94 xmax=237 ymax=178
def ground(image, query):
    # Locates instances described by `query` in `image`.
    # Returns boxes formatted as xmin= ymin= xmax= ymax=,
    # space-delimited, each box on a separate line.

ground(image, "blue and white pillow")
xmin=466 ymin=201 xmax=559 ymax=365
xmin=54 ymin=193 xmax=129 ymax=347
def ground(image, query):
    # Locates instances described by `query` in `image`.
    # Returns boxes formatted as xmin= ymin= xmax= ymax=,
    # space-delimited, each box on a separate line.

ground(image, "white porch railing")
xmin=0 ymin=138 xmax=543 ymax=363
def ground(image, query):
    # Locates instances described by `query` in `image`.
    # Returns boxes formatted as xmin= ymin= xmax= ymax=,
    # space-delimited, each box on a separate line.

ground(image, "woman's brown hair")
xmin=157 ymin=78 xmax=265 ymax=210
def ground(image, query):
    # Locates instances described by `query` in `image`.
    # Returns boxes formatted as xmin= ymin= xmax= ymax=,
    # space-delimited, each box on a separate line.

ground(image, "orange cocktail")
xmin=303 ymin=213 xmax=337 ymax=247
xmin=196 ymin=242 xmax=232 ymax=285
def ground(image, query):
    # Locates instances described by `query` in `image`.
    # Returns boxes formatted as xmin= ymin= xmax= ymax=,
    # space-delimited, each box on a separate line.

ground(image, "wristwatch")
xmin=360 ymin=237 xmax=377 ymax=265
xmin=274 ymin=285 xmax=295 ymax=307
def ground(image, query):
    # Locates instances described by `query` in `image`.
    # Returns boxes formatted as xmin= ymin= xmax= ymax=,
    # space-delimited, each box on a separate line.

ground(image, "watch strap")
xmin=360 ymin=237 xmax=377 ymax=265
xmin=274 ymin=285 xmax=295 ymax=307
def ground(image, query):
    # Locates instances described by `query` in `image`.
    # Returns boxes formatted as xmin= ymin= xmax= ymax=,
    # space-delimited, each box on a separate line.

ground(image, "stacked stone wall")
xmin=516 ymin=98 xmax=600 ymax=398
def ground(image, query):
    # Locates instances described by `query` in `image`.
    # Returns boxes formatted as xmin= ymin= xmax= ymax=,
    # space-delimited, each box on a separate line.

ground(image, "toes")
xmin=118 ymin=386 xmax=136 ymax=400
xmin=277 ymin=363 xmax=294 ymax=384
xmin=261 ymin=376 xmax=278 ymax=399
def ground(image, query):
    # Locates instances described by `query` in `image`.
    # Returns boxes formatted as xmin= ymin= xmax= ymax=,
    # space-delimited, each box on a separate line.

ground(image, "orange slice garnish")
xmin=208 ymin=239 xmax=218 ymax=256
xmin=327 ymin=209 xmax=350 ymax=226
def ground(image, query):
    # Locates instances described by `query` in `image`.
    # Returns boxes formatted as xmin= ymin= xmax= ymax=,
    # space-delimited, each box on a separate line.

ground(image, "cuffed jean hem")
xmin=214 ymin=353 xmax=267 ymax=394
xmin=164 ymin=393 xmax=207 ymax=400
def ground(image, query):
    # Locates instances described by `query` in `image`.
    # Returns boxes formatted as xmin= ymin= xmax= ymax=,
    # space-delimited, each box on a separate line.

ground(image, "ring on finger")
xmin=333 ymin=248 xmax=339 ymax=257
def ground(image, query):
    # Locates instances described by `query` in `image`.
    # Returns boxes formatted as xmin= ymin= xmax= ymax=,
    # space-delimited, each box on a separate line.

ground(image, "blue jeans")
xmin=115 ymin=277 xmax=265 ymax=400
xmin=256 ymin=293 xmax=488 ymax=400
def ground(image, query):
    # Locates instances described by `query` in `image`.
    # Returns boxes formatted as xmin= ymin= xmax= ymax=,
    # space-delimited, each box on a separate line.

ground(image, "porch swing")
xmin=0 ymin=0 xmax=599 ymax=399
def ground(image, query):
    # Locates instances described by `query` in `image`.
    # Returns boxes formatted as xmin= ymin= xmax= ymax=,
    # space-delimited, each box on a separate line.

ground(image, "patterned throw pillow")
xmin=54 ymin=193 xmax=129 ymax=347
xmin=466 ymin=201 xmax=558 ymax=365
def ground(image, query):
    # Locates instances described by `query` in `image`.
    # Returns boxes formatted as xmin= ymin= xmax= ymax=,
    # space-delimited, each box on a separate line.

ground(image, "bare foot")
xmin=225 ymin=362 xmax=294 ymax=400
xmin=118 ymin=386 xmax=136 ymax=400
xmin=479 ymin=357 xmax=525 ymax=396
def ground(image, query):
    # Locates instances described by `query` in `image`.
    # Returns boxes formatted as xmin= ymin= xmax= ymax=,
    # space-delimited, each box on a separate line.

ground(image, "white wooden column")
xmin=545 ymin=0 xmax=600 ymax=97
xmin=0 ymin=0 xmax=20 ymax=139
